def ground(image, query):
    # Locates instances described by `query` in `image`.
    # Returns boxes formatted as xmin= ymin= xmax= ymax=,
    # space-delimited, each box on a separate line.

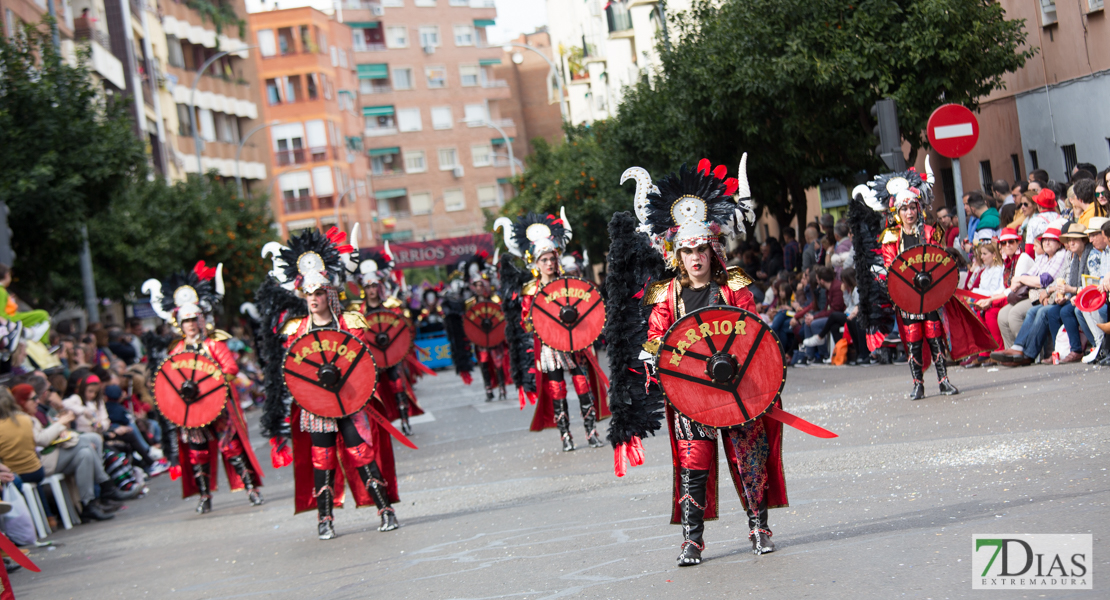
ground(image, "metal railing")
xmin=341 ymin=0 xmax=381 ymax=9
xmin=283 ymin=196 xmax=314 ymax=213
xmin=366 ymin=127 xmax=398 ymax=137
xmin=317 ymin=195 xmax=336 ymax=209
xmin=275 ymin=147 xmax=331 ymax=165
xmin=482 ymin=79 xmax=508 ymax=88
xmin=362 ymin=83 xmax=393 ymax=94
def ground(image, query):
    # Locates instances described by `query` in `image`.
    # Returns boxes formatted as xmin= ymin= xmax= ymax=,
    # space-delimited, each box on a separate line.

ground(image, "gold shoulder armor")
xmin=641 ymin=278 xmax=672 ymax=306
xmin=464 ymin=296 xmax=476 ymax=309
xmin=880 ymin=228 xmax=900 ymax=244
xmin=382 ymin=297 xmax=402 ymax=309
xmin=279 ymin=318 xmax=303 ymax=337
xmin=491 ymin=293 xmax=501 ymax=304
xmin=211 ymin=329 xmax=233 ymax=342
xmin=522 ymin=280 xmax=538 ymax=296
xmin=342 ymin=311 xmax=369 ymax=330
xmin=726 ymin=267 xmax=754 ymax=291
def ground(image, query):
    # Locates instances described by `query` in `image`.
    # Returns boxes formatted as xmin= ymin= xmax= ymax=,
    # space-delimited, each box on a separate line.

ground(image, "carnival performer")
xmin=607 ymin=156 xmax=785 ymax=567
xmin=494 ymin=210 xmax=609 ymax=451
xmin=357 ymin=248 xmax=430 ymax=435
xmin=461 ymin=253 xmax=511 ymax=401
xmin=142 ymin=262 xmax=264 ymax=513
xmin=260 ymin=228 xmax=401 ymax=540
xmin=852 ymin=166 xmax=995 ymax=400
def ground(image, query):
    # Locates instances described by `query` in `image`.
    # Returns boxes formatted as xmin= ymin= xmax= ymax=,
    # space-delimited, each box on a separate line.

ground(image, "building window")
xmin=284 ymin=75 xmax=302 ymax=103
xmin=370 ymin=150 xmax=402 ymax=175
xmin=477 ymin=184 xmax=498 ymax=207
xmin=431 ymin=106 xmax=453 ymax=130
xmin=443 ymin=188 xmax=465 ymax=212
xmin=425 ymin=65 xmax=446 ymax=88
xmin=1011 ymin=154 xmax=1021 ymax=183
xmin=280 ymin=172 xmax=313 ymax=213
xmin=307 ymin=74 xmax=319 ymax=100
xmin=453 ymin=25 xmax=474 ymax=46
xmin=366 ymin=114 xmax=396 ymax=135
xmin=339 ymin=49 xmax=348 ymax=68
xmin=176 ymin=104 xmax=193 ymax=136
xmin=273 ymin=122 xmax=306 ymax=165
xmin=266 ymin=78 xmax=282 ymax=105
xmin=382 ymin=0 xmax=403 ymax=6
xmin=392 ymin=67 xmax=413 ymax=90
xmin=198 ymin=108 xmax=216 ymax=142
xmin=167 ymin=35 xmax=186 ymax=67
xmin=940 ymin=167 xmax=955 ymax=208
xmin=386 ymin=26 xmax=408 ymax=48
xmin=979 ymin=160 xmax=992 ymax=193
xmin=418 ymin=26 xmax=440 ymax=48
xmin=1029 ymin=149 xmax=1039 ymax=170
xmin=438 ymin=148 xmax=458 ymax=170
xmin=360 ymin=78 xmax=391 ymax=94
xmin=277 ymin=27 xmax=295 ymax=55
xmin=317 ymin=29 xmax=328 ymax=54
xmin=409 ymin=192 xmax=432 ymax=215
xmin=1061 ymin=144 xmax=1077 ymax=177
xmin=331 ymin=45 xmax=338 ymax=66
xmin=471 ymin=143 xmax=491 ymax=167
xmin=449 ymin=0 xmax=467 ymax=5
xmin=459 ymin=64 xmax=479 ymax=87
xmin=216 ymin=113 xmax=239 ymax=144
xmin=397 ymin=108 xmax=422 ymax=132
xmin=464 ymin=103 xmax=488 ymax=125
xmin=415 ymin=0 xmax=436 ymax=6
xmin=404 ymin=150 xmax=427 ymax=173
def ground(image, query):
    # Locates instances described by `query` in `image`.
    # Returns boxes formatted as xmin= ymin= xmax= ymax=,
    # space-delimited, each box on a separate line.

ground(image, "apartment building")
xmin=546 ymin=0 xmax=686 ymax=125
xmin=340 ymin=0 xmax=514 ymax=243
xmin=492 ymin=30 xmax=563 ymax=162
xmin=250 ymin=6 xmax=370 ymax=242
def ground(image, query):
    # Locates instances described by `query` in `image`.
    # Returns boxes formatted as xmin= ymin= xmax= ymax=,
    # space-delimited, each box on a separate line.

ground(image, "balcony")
xmin=317 ymin=195 xmax=336 ymax=209
xmin=366 ymin=127 xmax=398 ymax=137
xmin=482 ymin=79 xmax=508 ymax=88
xmin=274 ymin=146 xmax=332 ymax=166
xmin=284 ymin=196 xmax=315 ymax=213
xmin=361 ymin=82 xmax=393 ymax=95
xmin=606 ymin=2 xmax=633 ymax=35
xmin=340 ymin=0 xmax=381 ymax=9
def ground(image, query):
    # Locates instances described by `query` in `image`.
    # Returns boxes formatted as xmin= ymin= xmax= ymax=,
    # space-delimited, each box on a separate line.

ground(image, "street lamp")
xmin=190 ymin=45 xmax=257 ymax=178
xmin=502 ymin=42 xmax=567 ymax=124
xmin=236 ymin=120 xmax=280 ymax=198
xmin=490 ymin=152 xmax=524 ymax=173
xmin=461 ymin=118 xmax=516 ymax=177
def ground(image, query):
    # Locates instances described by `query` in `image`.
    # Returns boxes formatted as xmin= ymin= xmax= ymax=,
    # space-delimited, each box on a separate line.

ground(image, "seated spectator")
xmin=1095 ymin=170 xmax=1109 ymax=219
xmin=800 ymin=265 xmax=845 ymax=352
xmin=961 ymin=241 xmax=1008 ymax=367
xmin=999 ymin=202 xmax=1017 ymax=233
xmin=937 ymin=207 xmax=959 ymax=248
xmin=1069 ymin=179 xmax=1097 ymax=228
xmin=63 ymin=373 xmax=109 ymax=434
xmin=802 ymin=225 xmax=819 ymax=271
xmin=994 ymin=179 xmax=1014 ymax=206
xmin=1080 ymin=217 xmax=1110 ymax=362
xmin=829 ymin=220 xmax=853 ymax=274
xmin=106 ymin=329 xmax=137 ymax=365
xmin=782 ymin=227 xmax=800 ymax=273
xmin=756 ymin=238 xmax=784 ymax=281
xmin=965 ymin=192 xmax=1000 ymax=253
xmin=1024 ymin=189 xmax=1061 ymax=257
xmin=771 ymin=273 xmax=807 ymax=359
xmin=992 ymin=223 xmax=1071 ymax=365
xmin=815 ymin=267 xmax=870 ymax=365
xmin=0 ymin=264 xmax=51 ymax=344
xmin=103 ymin=384 xmax=167 ymax=477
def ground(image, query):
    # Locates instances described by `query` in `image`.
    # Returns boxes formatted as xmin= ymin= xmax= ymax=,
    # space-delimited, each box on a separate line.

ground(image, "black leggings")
xmin=819 ymin=312 xmax=869 ymax=359
xmin=309 ymin=417 xmax=366 ymax=450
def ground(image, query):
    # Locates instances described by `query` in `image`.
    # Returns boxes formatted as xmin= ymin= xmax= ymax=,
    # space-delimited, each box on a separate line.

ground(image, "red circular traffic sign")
xmin=927 ymin=104 xmax=979 ymax=159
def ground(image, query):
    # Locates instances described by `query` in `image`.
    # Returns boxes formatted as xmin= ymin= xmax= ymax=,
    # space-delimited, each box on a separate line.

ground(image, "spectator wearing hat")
xmin=1080 ymin=217 xmax=1110 ymax=362
xmin=992 ymin=223 xmax=1071 ymax=365
xmin=1024 ymin=189 xmax=1061 ymax=257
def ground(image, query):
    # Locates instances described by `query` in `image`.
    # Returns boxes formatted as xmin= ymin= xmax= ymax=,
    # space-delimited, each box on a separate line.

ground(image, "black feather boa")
xmin=847 ymin=192 xmax=895 ymax=335
xmin=604 ymin=212 xmax=667 ymax=448
xmin=498 ymin=254 xmax=532 ymax=388
xmin=255 ymin=277 xmax=308 ymax=438
xmin=441 ymin=293 xmax=474 ymax=375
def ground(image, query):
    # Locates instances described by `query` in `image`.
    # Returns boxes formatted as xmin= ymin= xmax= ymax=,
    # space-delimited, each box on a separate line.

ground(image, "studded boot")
xmin=677 ymin=468 xmax=708 ymax=566
xmin=582 ymin=405 xmax=603 ymax=448
xmin=480 ymin=363 xmax=494 ymax=402
xmin=928 ymin=337 xmax=959 ymax=396
xmin=907 ymin=341 xmax=925 ymax=400
xmin=193 ymin=463 xmax=212 ymax=514
xmin=747 ymin=499 xmax=774 ymax=555
xmin=397 ymin=392 xmax=413 ymax=435
xmin=359 ymin=461 xmax=399 ymax=532
xmin=228 ymin=454 xmax=264 ymax=506
xmin=555 ymin=396 xmax=574 ymax=452
xmin=314 ymin=469 xmax=336 ymax=540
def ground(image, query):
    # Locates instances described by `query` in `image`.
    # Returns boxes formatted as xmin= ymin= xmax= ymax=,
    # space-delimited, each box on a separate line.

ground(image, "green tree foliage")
xmin=0 ymin=21 xmax=147 ymax=305
xmin=499 ymin=123 xmax=630 ymax=261
xmin=607 ymin=0 xmax=1033 ymax=229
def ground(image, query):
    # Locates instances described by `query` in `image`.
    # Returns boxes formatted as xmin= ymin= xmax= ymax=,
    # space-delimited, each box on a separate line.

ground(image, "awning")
xmin=478 ymin=58 xmax=501 ymax=66
xmin=369 ymin=146 xmax=400 ymax=157
xmin=490 ymin=137 xmax=515 ymax=145
xmin=347 ymin=21 xmax=380 ymax=29
xmin=497 ymin=178 xmax=509 ymax=184
xmin=473 ymin=19 xmax=495 ymax=27
xmin=357 ymin=63 xmax=389 ymax=79
xmin=363 ymin=105 xmax=395 ymax=117
xmin=375 ymin=188 xmax=407 ymax=199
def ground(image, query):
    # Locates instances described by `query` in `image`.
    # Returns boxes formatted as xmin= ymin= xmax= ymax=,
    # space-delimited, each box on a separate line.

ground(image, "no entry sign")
xmin=927 ymin=104 xmax=979 ymax=158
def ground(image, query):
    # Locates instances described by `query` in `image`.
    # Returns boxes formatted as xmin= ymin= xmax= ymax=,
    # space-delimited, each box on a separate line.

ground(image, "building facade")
xmin=493 ymin=29 xmax=563 ymax=163
xmin=338 ymin=0 xmax=514 ymax=243
xmin=250 ymin=6 xmax=369 ymax=242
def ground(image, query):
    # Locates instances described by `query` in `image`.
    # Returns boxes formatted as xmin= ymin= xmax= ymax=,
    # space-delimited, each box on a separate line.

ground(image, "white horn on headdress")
xmin=924 ymin=154 xmax=933 ymax=184
xmin=261 ymin=242 xmax=289 ymax=282
xmin=141 ymin=279 xmax=174 ymax=322
xmin=735 ymin=152 xmax=751 ymax=200
xmin=350 ymin=223 xmax=360 ymax=251
xmin=560 ymin=206 xmax=573 ymax=243
xmin=215 ymin=263 xmax=225 ymax=297
xmin=582 ymin=249 xmax=589 ymax=266
xmin=493 ymin=217 xmax=521 ymax=256
xmin=239 ymin=302 xmax=260 ymax=321
xmin=492 ymin=247 xmax=499 ymax=265
xmin=621 ymin=166 xmax=655 ymax=232
xmin=383 ymin=240 xmax=392 ymax=259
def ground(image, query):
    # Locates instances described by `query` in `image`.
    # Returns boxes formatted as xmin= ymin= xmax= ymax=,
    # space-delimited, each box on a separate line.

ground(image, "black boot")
xmin=498 ymin=382 xmax=507 ymax=402
xmin=582 ymin=408 xmax=603 ymax=448
xmin=193 ymin=463 xmax=212 ymax=514
xmin=359 ymin=462 xmax=399 ymax=531
xmin=928 ymin=337 xmax=959 ymax=396
xmin=677 ymin=468 xmax=708 ymax=566
xmin=397 ymin=392 xmax=413 ymax=435
xmin=228 ymin=454 xmax=264 ymax=506
xmin=480 ymin=364 xmax=494 ymax=402
xmin=315 ymin=469 xmax=336 ymax=540
xmin=907 ymin=341 xmax=925 ymax=400
xmin=747 ymin=500 xmax=774 ymax=554
xmin=555 ymin=397 xmax=574 ymax=451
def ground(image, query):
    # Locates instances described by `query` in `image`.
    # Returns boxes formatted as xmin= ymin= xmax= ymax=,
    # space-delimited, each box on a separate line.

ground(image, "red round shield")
xmin=463 ymin=300 xmax=506 ymax=348
xmin=656 ymin=307 xmax=786 ymax=428
xmin=529 ymin=277 xmax=606 ymax=352
xmin=362 ymin=308 xmax=415 ymax=368
xmin=154 ymin=351 xmax=230 ymax=428
xmin=887 ymin=244 xmax=960 ymax=315
xmin=283 ymin=329 xmax=378 ymax=419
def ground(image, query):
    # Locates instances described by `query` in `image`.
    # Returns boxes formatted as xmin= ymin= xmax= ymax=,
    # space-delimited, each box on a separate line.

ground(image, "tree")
xmin=0 ymin=20 xmax=147 ymax=306
xmin=498 ymin=123 xmax=631 ymax=262
xmin=610 ymin=0 xmax=1033 ymax=230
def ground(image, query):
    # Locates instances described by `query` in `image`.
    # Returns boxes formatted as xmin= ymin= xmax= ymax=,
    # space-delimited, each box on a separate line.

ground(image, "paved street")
xmin=12 ymin=360 xmax=1109 ymax=600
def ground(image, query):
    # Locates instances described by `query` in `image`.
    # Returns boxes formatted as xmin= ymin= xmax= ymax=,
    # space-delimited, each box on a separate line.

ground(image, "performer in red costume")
xmin=143 ymin=262 xmax=265 ymax=513
xmin=494 ymin=210 xmax=609 ymax=451
xmin=853 ymin=166 xmax=995 ymax=400
xmin=608 ymin=156 xmax=785 ymax=566
xmin=261 ymin=228 xmax=401 ymax=540
xmin=357 ymin=247 xmax=430 ymax=434
xmin=462 ymin=253 xmax=511 ymax=402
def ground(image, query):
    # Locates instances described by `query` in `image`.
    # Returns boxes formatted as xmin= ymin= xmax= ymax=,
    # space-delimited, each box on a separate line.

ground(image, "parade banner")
xmin=365 ymin=234 xmax=493 ymax=268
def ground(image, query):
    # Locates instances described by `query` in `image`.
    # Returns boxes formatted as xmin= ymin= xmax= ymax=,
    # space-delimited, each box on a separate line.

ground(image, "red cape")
xmin=529 ymin=344 xmax=611 ymax=431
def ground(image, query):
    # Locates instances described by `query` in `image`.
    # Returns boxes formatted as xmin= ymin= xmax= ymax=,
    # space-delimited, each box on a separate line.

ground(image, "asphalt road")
xmin=12 ymin=359 xmax=1109 ymax=600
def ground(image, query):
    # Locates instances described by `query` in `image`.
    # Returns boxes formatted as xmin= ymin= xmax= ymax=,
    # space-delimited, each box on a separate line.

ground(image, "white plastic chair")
xmin=19 ymin=482 xmax=49 ymax=539
xmin=43 ymin=474 xmax=76 ymax=530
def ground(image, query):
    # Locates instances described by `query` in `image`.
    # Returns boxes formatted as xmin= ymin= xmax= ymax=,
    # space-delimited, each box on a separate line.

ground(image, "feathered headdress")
xmin=359 ymin=242 xmax=394 ymax=286
xmin=852 ymin=156 xmax=935 ymax=214
xmin=463 ymin=250 xmax=499 ymax=284
xmin=141 ymin=261 xmax=225 ymax=326
xmin=492 ymin=208 xmax=573 ymax=266
xmin=622 ymin=154 xmax=756 ymax=269
xmin=261 ymin=226 xmax=357 ymax=294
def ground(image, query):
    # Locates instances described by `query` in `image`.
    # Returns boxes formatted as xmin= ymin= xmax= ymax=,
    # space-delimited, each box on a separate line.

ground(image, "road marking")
xmin=933 ymin=123 xmax=974 ymax=139
xmin=474 ymin=402 xmax=516 ymax=413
